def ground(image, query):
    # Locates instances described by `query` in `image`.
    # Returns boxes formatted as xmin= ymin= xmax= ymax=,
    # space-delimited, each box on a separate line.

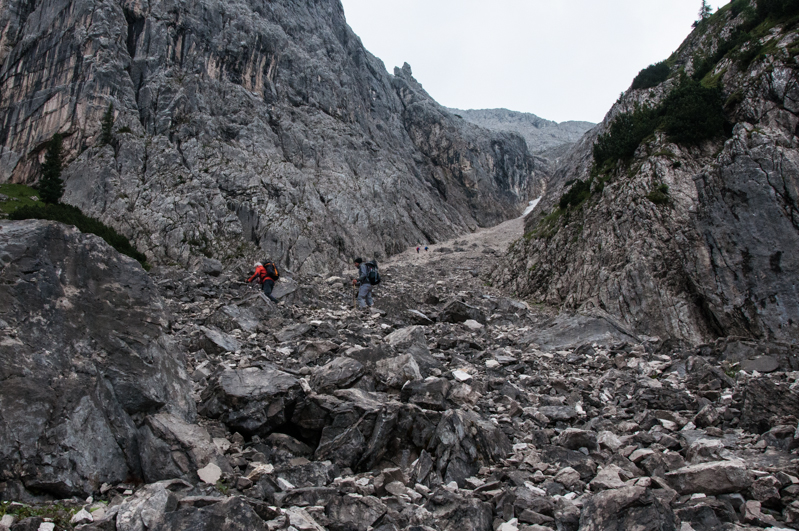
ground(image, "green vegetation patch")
xmin=1 ymin=501 xmax=81 ymax=529
xmin=9 ymin=203 xmax=150 ymax=269
xmin=559 ymin=179 xmax=592 ymax=210
xmin=757 ymin=0 xmax=799 ymax=20
xmin=0 ymin=183 xmax=43 ymax=214
xmin=612 ymin=0 xmax=799 ymax=175
xmin=646 ymin=183 xmax=671 ymax=205
xmin=661 ymin=79 xmax=728 ymax=145
xmin=592 ymin=107 xmax=660 ymax=168
xmin=631 ymin=61 xmax=672 ymax=90
xmin=593 ymin=78 xmax=729 ymax=170
xmin=696 ymin=0 xmax=799 ymax=76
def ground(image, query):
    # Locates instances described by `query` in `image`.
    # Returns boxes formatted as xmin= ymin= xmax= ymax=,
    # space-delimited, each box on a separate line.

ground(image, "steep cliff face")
xmin=498 ymin=2 xmax=799 ymax=345
xmin=0 ymin=0 xmax=544 ymax=272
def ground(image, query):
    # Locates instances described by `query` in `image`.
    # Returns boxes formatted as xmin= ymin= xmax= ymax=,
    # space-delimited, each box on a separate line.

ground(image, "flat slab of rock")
xmin=385 ymin=326 xmax=427 ymax=349
xmin=274 ymin=323 xmax=313 ymax=343
xmin=524 ymin=312 xmax=638 ymax=350
xmin=740 ymin=355 xmax=780 ymax=373
xmin=200 ymin=326 xmax=241 ymax=353
xmin=310 ymin=357 xmax=364 ymax=392
xmin=538 ymin=405 xmax=578 ymax=421
xmin=579 ymin=486 xmax=677 ymax=531
xmin=665 ymin=460 xmax=752 ymax=495
xmin=271 ymin=279 xmax=299 ymax=299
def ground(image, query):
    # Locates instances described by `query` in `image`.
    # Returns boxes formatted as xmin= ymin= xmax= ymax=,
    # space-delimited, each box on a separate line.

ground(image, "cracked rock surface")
xmin=4 ymin=216 xmax=799 ymax=531
xmin=0 ymin=0 xmax=546 ymax=273
xmin=498 ymin=9 xmax=799 ymax=345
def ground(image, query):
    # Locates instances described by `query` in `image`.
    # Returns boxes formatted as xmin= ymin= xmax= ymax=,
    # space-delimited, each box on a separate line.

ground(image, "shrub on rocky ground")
xmin=631 ymin=61 xmax=671 ymax=90
xmin=9 ymin=203 xmax=149 ymax=268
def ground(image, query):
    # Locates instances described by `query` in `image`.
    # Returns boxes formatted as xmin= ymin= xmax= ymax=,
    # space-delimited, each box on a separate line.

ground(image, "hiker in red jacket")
xmin=248 ymin=261 xmax=280 ymax=303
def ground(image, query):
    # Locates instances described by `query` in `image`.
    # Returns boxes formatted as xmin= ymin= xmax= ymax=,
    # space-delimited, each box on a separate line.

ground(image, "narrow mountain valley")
xmin=2 ymin=214 xmax=799 ymax=531
xmin=2 ymin=0 xmax=799 ymax=529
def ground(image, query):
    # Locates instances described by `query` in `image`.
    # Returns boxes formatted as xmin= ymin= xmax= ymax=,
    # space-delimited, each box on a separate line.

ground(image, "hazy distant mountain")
xmin=448 ymin=108 xmax=594 ymax=159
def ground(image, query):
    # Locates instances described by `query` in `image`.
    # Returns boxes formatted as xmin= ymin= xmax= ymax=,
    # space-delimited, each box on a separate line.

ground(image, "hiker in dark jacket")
xmin=248 ymin=261 xmax=279 ymax=303
xmin=351 ymin=257 xmax=374 ymax=309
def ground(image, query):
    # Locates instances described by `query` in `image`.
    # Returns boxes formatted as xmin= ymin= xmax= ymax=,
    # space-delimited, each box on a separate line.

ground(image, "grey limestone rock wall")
xmin=0 ymin=220 xmax=196 ymax=497
xmin=0 ymin=0 xmax=544 ymax=273
xmin=498 ymin=7 xmax=799 ymax=344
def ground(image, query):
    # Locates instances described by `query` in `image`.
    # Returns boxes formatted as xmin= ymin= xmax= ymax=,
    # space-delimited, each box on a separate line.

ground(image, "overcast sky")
xmin=340 ymin=0 xmax=731 ymax=124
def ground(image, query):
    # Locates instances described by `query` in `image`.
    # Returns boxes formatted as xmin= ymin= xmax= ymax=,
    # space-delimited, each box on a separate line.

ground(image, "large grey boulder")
xmin=151 ymin=496 xmax=269 ymax=531
xmin=740 ymin=377 xmax=799 ymax=434
xmin=0 ymin=221 xmax=195 ymax=497
xmin=428 ymin=409 xmax=512 ymax=487
xmin=665 ymin=460 xmax=752 ymax=495
xmin=310 ymin=357 xmax=364 ymax=393
xmin=311 ymin=389 xmax=405 ymax=470
xmin=326 ymin=494 xmax=387 ymax=531
xmin=383 ymin=326 xmax=441 ymax=375
xmin=116 ymin=479 xmax=193 ymax=531
xmin=400 ymin=377 xmax=451 ymax=410
xmin=384 ymin=326 xmax=428 ymax=351
xmin=199 ymin=366 xmax=304 ymax=436
xmin=374 ymin=354 xmax=422 ymax=388
xmin=137 ymin=413 xmax=232 ymax=483
xmin=438 ymin=300 xmax=487 ymax=324
xmin=578 ymin=487 xmax=677 ymax=531
xmin=423 ymin=488 xmax=493 ymax=531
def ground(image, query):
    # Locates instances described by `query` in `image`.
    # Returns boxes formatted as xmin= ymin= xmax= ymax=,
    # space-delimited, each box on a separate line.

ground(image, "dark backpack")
xmin=264 ymin=261 xmax=280 ymax=280
xmin=365 ymin=261 xmax=380 ymax=285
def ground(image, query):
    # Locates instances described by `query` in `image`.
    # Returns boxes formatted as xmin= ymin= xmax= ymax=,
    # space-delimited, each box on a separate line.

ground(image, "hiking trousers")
xmin=262 ymin=279 xmax=279 ymax=303
xmin=357 ymin=283 xmax=373 ymax=308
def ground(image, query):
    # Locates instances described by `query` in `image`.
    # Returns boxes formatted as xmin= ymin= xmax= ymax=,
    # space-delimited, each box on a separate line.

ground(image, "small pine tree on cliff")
xmin=39 ymin=134 xmax=64 ymax=204
xmin=100 ymin=103 xmax=114 ymax=146
xmin=693 ymin=0 xmax=714 ymax=27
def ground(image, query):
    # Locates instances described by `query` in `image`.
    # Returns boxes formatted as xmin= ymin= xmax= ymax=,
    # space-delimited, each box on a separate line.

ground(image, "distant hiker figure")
xmin=248 ymin=260 xmax=280 ymax=303
xmin=352 ymin=257 xmax=380 ymax=309
xmin=424 ymin=246 xmax=428 ymax=252
xmin=416 ymin=246 xmax=420 ymax=253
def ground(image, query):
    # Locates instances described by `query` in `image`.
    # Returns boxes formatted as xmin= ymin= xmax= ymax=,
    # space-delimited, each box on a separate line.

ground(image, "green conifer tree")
xmin=693 ymin=0 xmax=714 ymax=27
xmin=700 ymin=0 xmax=713 ymax=20
xmin=39 ymin=134 xmax=64 ymax=204
xmin=100 ymin=103 xmax=114 ymax=146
